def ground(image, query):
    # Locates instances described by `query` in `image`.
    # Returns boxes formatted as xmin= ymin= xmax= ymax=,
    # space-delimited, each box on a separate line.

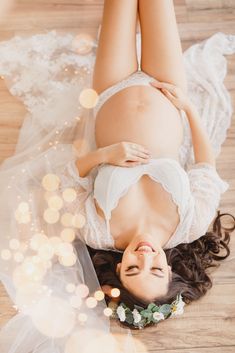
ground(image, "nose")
xmin=137 ymin=252 xmax=155 ymax=271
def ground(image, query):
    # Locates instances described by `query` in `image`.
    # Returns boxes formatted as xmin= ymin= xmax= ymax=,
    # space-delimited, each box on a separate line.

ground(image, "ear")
xmin=168 ymin=265 xmax=172 ymax=281
xmin=116 ymin=262 xmax=121 ymax=276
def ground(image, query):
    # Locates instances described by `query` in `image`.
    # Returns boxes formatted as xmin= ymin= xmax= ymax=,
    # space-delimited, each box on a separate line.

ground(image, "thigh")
xmin=139 ymin=0 xmax=187 ymax=92
xmin=92 ymin=0 xmax=139 ymax=94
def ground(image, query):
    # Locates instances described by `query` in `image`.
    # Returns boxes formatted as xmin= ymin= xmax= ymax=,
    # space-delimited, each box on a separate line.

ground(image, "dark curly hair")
xmin=87 ymin=210 xmax=234 ymax=327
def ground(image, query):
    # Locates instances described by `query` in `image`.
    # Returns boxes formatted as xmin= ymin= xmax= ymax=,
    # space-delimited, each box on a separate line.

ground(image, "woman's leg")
xmin=138 ymin=0 xmax=187 ymax=92
xmin=92 ymin=0 xmax=139 ymax=94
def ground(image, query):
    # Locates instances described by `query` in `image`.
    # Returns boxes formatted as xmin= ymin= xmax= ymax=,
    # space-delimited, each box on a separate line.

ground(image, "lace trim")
xmin=93 ymin=70 xmax=154 ymax=117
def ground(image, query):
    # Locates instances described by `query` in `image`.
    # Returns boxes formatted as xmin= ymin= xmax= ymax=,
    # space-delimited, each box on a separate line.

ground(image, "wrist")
xmin=184 ymin=102 xmax=197 ymax=115
xmin=95 ymin=147 xmax=109 ymax=164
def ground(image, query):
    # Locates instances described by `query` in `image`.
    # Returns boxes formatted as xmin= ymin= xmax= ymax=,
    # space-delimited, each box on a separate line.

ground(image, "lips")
xmin=135 ymin=242 xmax=155 ymax=252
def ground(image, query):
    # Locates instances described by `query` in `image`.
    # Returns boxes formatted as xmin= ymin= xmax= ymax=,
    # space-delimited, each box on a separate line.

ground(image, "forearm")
xmin=185 ymin=104 xmax=216 ymax=167
xmin=75 ymin=148 xmax=106 ymax=177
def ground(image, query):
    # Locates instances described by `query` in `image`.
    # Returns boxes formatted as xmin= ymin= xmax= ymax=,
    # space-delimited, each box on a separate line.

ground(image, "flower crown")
xmin=113 ymin=293 xmax=185 ymax=329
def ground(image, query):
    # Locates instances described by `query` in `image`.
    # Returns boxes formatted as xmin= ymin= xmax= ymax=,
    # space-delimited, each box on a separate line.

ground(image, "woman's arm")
xmin=75 ymin=142 xmax=151 ymax=177
xmin=75 ymin=149 xmax=105 ymax=178
xmin=184 ymin=103 xmax=215 ymax=167
xmin=150 ymin=80 xmax=216 ymax=167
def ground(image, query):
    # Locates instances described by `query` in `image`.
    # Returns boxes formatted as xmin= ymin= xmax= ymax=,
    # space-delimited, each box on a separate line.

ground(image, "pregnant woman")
xmin=63 ymin=0 xmax=233 ymax=328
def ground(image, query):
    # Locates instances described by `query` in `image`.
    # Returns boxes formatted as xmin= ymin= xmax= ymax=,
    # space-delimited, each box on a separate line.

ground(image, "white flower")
xmin=116 ymin=306 xmax=126 ymax=322
xmin=132 ymin=309 xmax=141 ymax=324
xmin=171 ymin=297 xmax=185 ymax=317
xmin=153 ymin=312 xmax=165 ymax=321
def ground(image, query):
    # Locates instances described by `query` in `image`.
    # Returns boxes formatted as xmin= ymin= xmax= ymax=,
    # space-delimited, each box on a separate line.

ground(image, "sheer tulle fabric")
xmin=0 ymin=30 xmax=234 ymax=352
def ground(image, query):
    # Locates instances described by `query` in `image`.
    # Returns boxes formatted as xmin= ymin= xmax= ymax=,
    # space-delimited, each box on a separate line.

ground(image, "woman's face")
xmin=116 ymin=234 xmax=172 ymax=302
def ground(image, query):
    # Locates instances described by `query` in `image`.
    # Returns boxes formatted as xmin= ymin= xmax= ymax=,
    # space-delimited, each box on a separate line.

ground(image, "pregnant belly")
xmin=95 ymin=85 xmax=184 ymax=160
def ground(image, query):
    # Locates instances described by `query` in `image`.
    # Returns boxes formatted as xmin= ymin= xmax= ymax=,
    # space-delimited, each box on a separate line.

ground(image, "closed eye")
xmin=125 ymin=266 xmax=139 ymax=271
xmin=125 ymin=266 xmax=164 ymax=278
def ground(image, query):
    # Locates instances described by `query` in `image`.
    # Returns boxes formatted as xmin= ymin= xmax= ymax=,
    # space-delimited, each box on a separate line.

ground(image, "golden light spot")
xmin=9 ymin=238 xmax=20 ymax=250
xmin=75 ymin=284 xmax=89 ymax=299
xmin=56 ymin=242 xmax=74 ymax=257
xmin=85 ymin=297 xmax=97 ymax=309
xmin=58 ymin=253 xmax=77 ymax=267
xmin=60 ymin=228 xmax=76 ymax=243
xmin=14 ymin=209 xmax=31 ymax=224
xmin=72 ymin=213 xmax=86 ymax=228
xmin=15 ymin=283 xmax=48 ymax=313
xmin=94 ymin=290 xmax=105 ymax=301
xmin=30 ymin=233 xmax=49 ymax=251
xmin=38 ymin=243 xmax=55 ymax=261
xmin=30 ymin=296 xmax=76 ymax=338
xmin=42 ymin=174 xmax=60 ymax=191
xmin=103 ymin=308 xmax=113 ymax=317
xmin=43 ymin=208 xmax=60 ymax=224
xmin=18 ymin=202 xmax=29 ymax=213
xmin=62 ymin=188 xmax=77 ymax=203
xmin=70 ymin=295 xmax=82 ymax=308
xmin=111 ymin=288 xmax=120 ymax=298
xmin=1 ymin=249 xmax=12 ymax=260
xmin=79 ymin=88 xmax=99 ymax=109
xmin=14 ymin=252 xmax=24 ymax=263
xmin=13 ymin=257 xmax=47 ymax=288
xmin=77 ymin=313 xmax=87 ymax=323
xmin=66 ymin=283 xmax=76 ymax=293
xmin=48 ymin=195 xmax=63 ymax=210
xmin=72 ymin=33 xmax=94 ymax=55
xmin=60 ymin=212 xmax=74 ymax=227
xmin=48 ymin=236 xmax=62 ymax=248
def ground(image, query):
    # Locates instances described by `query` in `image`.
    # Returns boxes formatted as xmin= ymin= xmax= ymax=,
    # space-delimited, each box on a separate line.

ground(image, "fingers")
xmin=150 ymin=80 xmax=177 ymax=94
xmin=129 ymin=142 xmax=150 ymax=155
xmin=127 ymin=143 xmax=151 ymax=163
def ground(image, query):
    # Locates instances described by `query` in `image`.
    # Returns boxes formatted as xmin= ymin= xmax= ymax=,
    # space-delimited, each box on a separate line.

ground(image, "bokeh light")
xmin=66 ymin=283 xmax=76 ymax=293
xmin=30 ymin=296 xmax=76 ymax=338
xmin=60 ymin=228 xmax=76 ymax=243
xmin=1 ymin=249 xmax=12 ymax=260
xmin=72 ymin=33 xmax=94 ymax=55
xmin=94 ymin=290 xmax=105 ymax=301
xmin=103 ymin=308 xmax=113 ymax=317
xmin=47 ymin=195 xmax=63 ymax=210
xmin=75 ymin=284 xmax=89 ymax=299
xmin=43 ymin=208 xmax=60 ymax=224
xmin=79 ymin=88 xmax=99 ymax=109
xmin=62 ymin=188 xmax=77 ymax=203
xmin=111 ymin=288 xmax=120 ymax=298
xmin=42 ymin=174 xmax=60 ymax=192
xmin=72 ymin=213 xmax=86 ymax=228
xmin=85 ymin=297 xmax=97 ymax=309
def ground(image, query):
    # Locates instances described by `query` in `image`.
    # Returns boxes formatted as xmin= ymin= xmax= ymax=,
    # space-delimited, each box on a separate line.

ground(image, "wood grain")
xmin=0 ymin=1 xmax=235 ymax=352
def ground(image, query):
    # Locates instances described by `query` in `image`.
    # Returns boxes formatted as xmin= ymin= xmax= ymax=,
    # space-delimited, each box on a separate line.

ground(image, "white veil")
xmin=0 ymin=29 xmax=234 ymax=353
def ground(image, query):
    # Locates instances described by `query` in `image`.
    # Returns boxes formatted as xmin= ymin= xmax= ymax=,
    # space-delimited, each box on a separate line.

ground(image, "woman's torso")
xmin=94 ymin=85 xmax=185 ymax=248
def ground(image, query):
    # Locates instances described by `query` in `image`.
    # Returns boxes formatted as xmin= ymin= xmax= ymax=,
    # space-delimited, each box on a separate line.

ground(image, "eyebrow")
xmin=125 ymin=272 xmax=164 ymax=278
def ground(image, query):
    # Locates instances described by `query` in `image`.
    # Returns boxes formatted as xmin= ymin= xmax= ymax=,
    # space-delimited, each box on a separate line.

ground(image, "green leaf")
xmin=125 ymin=313 xmax=134 ymax=325
xmin=159 ymin=304 xmax=171 ymax=315
xmin=147 ymin=303 xmax=156 ymax=311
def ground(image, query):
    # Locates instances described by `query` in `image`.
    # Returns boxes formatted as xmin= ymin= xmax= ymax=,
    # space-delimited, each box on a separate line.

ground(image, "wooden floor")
xmin=0 ymin=1 xmax=235 ymax=352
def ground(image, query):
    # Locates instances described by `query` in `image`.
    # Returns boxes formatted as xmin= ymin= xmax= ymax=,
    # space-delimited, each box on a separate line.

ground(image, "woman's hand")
xmin=100 ymin=141 xmax=151 ymax=167
xmin=150 ymin=80 xmax=191 ymax=112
